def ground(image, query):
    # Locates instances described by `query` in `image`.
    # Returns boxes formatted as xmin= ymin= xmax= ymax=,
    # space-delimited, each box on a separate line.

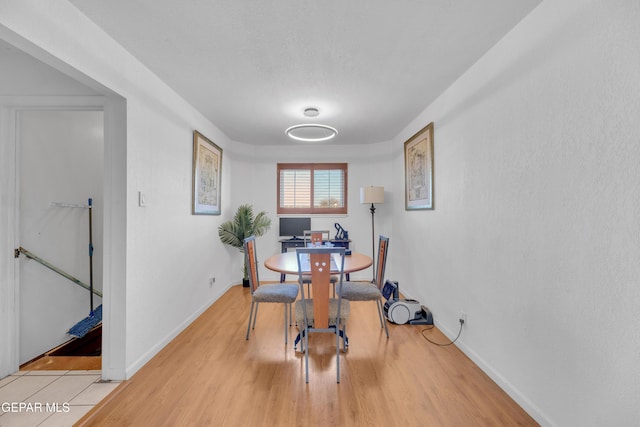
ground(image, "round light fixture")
xmin=285 ymin=124 xmax=338 ymax=142
xmin=303 ymin=107 xmax=319 ymax=117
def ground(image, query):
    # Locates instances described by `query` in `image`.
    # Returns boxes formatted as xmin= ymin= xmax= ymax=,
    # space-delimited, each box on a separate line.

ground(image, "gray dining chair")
xmin=244 ymin=236 xmax=299 ymax=344
xmin=339 ymin=235 xmax=390 ymax=338
xmin=295 ymin=247 xmax=350 ymax=383
xmin=301 ymin=230 xmax=338 ymax=295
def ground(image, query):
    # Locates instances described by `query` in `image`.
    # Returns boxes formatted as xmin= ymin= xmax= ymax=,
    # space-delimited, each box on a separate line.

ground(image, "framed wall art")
xmin=404 ymin=122 xmax=434 ymax=210
xmin=192 ymin=130 xmax=222 ymax=215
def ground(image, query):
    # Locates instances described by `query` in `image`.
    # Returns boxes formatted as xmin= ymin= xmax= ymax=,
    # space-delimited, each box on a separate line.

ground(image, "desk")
xmin=264 ymin=251 xmax=372 ymax=278
xmin=279 ymin=238 xmax=351 ymax=252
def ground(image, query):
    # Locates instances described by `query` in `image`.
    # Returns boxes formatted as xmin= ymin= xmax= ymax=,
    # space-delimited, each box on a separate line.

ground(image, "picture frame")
xmin=404 ymin=122 xmax=434 ymax=210
xmin=192 ymin=130 xmax=222 ymax=215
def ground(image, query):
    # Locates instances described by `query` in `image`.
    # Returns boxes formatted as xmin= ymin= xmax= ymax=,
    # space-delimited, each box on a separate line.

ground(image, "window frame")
xmin=277 ymin=163 xmax=348 ymax=215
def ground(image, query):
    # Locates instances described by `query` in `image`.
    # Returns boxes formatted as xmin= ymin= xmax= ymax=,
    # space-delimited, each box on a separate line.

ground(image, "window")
xmin=277 ymin=163 xmax=348 ymax=215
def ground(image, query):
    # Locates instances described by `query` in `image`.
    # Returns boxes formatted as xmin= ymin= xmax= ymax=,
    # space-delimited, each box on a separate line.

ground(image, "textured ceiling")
xmin=69 ymin=0 xmax=541 ymax=145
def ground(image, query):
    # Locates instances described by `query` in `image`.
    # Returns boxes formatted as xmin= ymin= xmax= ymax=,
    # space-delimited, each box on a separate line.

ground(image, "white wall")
xmin=0 ymin=38 xmax=98 ymax=96
xmin=229 ymin=141 xmax=394 ymax=283
xmin=392 ymin=1 xmax=640 ymax=425
xmin=0 ymin=0 xmax=236 ymax=379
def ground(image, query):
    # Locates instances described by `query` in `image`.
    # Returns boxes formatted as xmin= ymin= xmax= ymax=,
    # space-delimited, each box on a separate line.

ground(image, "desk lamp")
xmin=360 ymin=186 xmax=384 ymax=282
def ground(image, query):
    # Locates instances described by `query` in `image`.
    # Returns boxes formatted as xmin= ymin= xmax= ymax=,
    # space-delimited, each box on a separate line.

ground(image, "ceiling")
xmin=68 ymin=0 xmax=541 ymax=145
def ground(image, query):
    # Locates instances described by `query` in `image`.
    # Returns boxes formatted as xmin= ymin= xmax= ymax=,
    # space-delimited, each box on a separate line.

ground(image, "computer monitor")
xmin=279 ymin=217 xmax=311 ymax=239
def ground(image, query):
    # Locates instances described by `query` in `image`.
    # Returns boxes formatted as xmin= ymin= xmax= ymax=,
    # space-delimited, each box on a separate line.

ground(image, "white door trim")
xmin=0 ymin=97 xmax=114 ymax=378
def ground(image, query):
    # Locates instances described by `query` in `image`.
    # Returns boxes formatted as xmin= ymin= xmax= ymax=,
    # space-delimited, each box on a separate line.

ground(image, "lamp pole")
xmin=360 ymin=186 xmax=384 ymax=283
xmin=369 ymin=202 xmax=376 ymax=282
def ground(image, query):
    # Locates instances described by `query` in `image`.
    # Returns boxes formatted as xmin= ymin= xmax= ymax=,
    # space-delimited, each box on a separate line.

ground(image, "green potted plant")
xmin=218 ymin=204 xmax=271 ymax=287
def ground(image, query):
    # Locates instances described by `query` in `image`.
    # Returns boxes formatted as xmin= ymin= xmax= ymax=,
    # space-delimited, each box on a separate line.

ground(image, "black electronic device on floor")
xmin=381 ymin=280 xmax=400 ymax=300
xmin=409 ymin=306 xmax=433 ymax=325
xmin=382 ymin=280 xmax=434 ymax=325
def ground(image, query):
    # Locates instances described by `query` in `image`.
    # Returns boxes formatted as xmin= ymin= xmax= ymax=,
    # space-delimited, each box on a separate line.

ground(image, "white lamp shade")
xmin=360 ymin=186 xmax=385 ymax=204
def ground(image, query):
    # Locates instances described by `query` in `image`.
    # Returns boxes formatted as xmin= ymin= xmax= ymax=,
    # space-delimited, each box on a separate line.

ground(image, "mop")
xmin=68 ymin=198 xmax=102 ymax=338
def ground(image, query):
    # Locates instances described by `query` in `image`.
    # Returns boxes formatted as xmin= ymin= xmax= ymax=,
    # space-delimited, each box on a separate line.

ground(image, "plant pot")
xmin=242 ymin=278 xmax=250 ymax=288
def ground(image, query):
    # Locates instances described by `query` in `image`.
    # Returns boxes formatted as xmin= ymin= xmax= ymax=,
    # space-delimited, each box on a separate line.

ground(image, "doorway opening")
xmin=16 ymin=109 xmax=104 ymax=372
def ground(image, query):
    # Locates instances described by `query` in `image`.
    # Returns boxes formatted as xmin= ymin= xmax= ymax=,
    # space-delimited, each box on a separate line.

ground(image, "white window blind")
xmin=313 ymin=169 xmax=344 ymax=208
xmin=277 ymin=163 xmax=348 ymax=214
xmin=279 ymin=169 xmax=311 ymax=208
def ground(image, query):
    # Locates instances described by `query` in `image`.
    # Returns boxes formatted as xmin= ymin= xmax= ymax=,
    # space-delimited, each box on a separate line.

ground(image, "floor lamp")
xmin=360 ymin=186 xmax=384 ymax=282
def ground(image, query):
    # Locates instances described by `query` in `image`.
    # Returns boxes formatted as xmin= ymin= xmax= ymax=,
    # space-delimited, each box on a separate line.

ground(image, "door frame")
xmin=0 ymin=95 xmax=127 ymax=380
xmin=0 ymin=29 xmax=128 ymax=381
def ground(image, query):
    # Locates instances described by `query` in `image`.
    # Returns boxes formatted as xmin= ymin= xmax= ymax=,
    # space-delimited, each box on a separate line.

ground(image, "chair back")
xmin=296 ymin=247 xmax=345 ymax=329
xmin=243 ymin=236 xmax=260 ymax=294
xmin=375 ymin=236 xmax=390 ymax=289
xmin=303 ymin=230 xmax=330 ymax=246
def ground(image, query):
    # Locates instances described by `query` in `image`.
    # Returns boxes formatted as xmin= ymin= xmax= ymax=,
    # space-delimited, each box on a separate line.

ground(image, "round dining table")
xmin=264 ymin=251 xmax=372 ymax=279
xmin=264 ymin=250 xmax=371 ymax=352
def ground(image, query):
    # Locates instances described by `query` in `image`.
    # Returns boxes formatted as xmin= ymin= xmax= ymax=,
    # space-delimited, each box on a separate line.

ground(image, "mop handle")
xmin=88 ymin=198 xmax=94 ymax=314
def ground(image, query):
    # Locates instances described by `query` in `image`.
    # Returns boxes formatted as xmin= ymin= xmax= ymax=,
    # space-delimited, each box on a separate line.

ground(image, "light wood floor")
xmin=77 ymin=284 xmax=537 ymax=426
xmin=21 ymin=355 xmax=101 ymax=371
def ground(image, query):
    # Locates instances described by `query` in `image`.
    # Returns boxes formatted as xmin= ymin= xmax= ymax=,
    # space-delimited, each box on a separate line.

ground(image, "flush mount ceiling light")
xmin=303 ymin=107 xmax=319 ymax=117
xmin=285 ymin=124 xmax=338 ymax=142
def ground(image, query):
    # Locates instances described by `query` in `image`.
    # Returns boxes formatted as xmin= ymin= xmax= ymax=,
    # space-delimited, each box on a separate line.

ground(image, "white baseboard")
xmin=435 ymin=320 xmax=553 ymax=427
xmin=124 ymin=281 xmax=235 ymax=379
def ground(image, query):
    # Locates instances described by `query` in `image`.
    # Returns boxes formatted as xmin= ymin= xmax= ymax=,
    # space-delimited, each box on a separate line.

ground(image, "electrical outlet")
xmin=459 ymin=311 xmax=467 ymax=325
xmin=209 ymin=277 xmax=215 ymax=287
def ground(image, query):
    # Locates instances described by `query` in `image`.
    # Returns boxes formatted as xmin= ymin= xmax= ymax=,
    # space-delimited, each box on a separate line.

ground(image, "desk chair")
xmin=340 ymin=235 xmax=390 ymax=338
xmin=244 ymin=236 xmax=299 ymax=344
xmin=295 ymin=247 xmax=350 ymax=383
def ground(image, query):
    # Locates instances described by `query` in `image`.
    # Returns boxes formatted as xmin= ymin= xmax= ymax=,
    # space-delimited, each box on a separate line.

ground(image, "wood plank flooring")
xmin=77 ymin=284 xmax=537 ymax=426
xmin=20 ymin=355 xmax=101 ymax=371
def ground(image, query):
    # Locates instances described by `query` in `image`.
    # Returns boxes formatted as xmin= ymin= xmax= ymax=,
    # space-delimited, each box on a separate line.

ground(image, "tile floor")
xmin=0 ymin=370 xmax=120 ymax=427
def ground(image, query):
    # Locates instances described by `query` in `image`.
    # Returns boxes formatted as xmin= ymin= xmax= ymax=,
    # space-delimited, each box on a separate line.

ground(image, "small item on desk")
xmin=334 ymin=223 xmax=348 ymax=240
xmin=306 ymin=242 xmax=333 ymax=248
